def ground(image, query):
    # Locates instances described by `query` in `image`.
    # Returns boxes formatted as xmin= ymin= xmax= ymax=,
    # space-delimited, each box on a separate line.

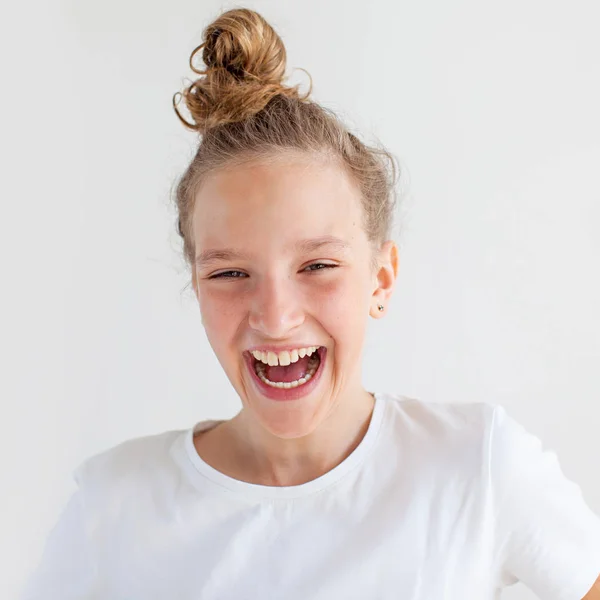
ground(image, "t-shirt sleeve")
xmin=19 ymin=484 xmax=97 ymax=599
xmin=490 ymin=405 xmax=600 ymax=600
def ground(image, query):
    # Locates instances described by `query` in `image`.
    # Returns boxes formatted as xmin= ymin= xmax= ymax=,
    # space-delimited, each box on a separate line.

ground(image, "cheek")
xmin=197 ymin=288 xmax=244 ymax=351
xmin=309 ymin=275 xmax=370 ymax=336
xmin=198 ymin=286 xmax=245 ymax=319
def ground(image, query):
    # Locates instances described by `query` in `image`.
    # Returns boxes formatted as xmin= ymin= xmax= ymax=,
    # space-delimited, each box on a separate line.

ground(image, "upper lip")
xmin=246 ymin=344 xmax=324 ymax=354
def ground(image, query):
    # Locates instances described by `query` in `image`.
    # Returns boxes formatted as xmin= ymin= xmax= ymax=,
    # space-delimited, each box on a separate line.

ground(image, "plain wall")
xmin=2 ymin=0 xmax=599 ymax=598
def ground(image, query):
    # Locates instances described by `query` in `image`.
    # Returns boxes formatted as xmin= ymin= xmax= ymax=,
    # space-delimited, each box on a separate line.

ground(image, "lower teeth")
xmin=254 ymin=355 xmax=320 ymax=389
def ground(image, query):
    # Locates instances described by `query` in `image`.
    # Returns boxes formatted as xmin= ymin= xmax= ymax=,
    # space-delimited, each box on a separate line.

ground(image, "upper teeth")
xmin=250 ymin=346 xmax=320 ymax=366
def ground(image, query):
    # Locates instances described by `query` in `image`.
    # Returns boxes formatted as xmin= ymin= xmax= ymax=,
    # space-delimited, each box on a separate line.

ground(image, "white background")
xmin=1 ymin=0 xmax=599 ymax=598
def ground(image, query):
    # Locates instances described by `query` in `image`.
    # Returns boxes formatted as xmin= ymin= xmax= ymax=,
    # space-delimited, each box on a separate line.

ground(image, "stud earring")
xmin=377 ymin=304 xmax=384 ymax=312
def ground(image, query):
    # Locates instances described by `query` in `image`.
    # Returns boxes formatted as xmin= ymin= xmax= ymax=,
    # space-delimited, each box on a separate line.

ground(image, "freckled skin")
xmin=190 ymin=155 xmax=398 ymax=481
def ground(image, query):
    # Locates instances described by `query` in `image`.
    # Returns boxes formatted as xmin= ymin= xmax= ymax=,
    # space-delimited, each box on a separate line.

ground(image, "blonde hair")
xmin=172 ymin=8 xmax=400 ymax=272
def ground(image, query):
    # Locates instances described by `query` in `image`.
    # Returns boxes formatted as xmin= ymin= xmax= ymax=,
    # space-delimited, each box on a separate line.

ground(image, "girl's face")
xmin=192 ymin=155 xmax=395 ymax=439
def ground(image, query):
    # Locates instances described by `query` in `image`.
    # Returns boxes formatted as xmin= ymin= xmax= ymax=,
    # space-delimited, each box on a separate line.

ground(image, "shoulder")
xmin=378 ymin=392 xmax=508 ymax=473
xmin=73 ymin=426 xmax=187 ymax=500
xmin=381 ymin=394 xmax=575 ymax=493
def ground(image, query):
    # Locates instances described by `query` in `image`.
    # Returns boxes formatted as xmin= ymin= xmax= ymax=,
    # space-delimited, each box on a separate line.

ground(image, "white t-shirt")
xmin=20 ymin=393 xmax=600 ymax=600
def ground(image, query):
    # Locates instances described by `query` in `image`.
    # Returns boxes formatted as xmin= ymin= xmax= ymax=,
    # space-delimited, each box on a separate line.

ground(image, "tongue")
xmin=266 ymin=355 xmax=312 ymax=383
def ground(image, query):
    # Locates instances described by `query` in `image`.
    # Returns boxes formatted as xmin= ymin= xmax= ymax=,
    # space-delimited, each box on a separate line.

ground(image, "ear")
xmin=370 ymin=240 xmax=399 ymax=318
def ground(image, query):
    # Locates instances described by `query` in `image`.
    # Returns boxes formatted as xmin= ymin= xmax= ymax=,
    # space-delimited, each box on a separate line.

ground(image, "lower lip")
xmin=243 ymin=348 xmax=327 ymax=402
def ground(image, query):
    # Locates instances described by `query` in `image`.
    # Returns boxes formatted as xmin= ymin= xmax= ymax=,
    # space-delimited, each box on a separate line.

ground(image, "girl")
xmin=21 ymin=8 xmax=600 ymax=600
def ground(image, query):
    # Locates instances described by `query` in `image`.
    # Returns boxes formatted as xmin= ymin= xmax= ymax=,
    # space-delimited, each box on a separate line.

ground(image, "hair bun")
xmin=200 ymin=9 xmax=285 ymax=85
xmin=173 ymin=8 xmax=311 ymax=134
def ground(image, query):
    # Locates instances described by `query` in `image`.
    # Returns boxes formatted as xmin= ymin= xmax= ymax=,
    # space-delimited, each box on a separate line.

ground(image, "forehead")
xmin=192 ymin=157 xmax=367 ymax=252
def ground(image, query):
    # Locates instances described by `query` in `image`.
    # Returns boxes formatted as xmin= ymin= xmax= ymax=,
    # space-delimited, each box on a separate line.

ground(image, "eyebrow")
xmin=194 ymin=235 xmax=351 ymax=268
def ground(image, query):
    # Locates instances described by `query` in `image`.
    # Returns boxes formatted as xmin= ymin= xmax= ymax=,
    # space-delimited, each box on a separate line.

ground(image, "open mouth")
xmin=246 ymin=346 xmax=326 ymax=390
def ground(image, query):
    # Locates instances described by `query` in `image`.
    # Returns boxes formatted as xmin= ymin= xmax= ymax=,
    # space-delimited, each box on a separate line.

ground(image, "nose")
xmin=248 ymin=272 xmax=305 ymax=339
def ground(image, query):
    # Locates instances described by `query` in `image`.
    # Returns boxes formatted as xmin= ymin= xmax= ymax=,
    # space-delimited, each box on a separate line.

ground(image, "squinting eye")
xmin=209 ymin=264 xmax=338 ymax=279
xmin=304 ymin=263 xmax=339 ymax=272
xmin=209 ymin=270 xmax=247 ymax=279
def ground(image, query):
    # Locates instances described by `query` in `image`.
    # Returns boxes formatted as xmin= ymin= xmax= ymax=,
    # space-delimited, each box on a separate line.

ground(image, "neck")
xmin=221 ymin=388 xmax=376 ymax=486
